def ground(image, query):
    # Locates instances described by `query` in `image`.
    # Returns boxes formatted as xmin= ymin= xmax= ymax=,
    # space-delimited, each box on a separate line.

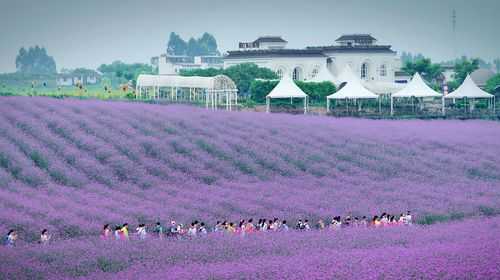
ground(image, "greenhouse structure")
xmin=136 ymin=74 xmax=238 ymax=111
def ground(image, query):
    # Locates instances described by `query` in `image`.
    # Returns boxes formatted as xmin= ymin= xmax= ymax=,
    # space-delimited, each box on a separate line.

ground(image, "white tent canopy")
xmin=136 ymin=74 xmax=238 ymax=111
xmin=307 ymin=65 xmax=336 ymax=83
xmin=327 ymin=65 xmax=378 ymax=100
xmin=326 ymin=65 xmax=379 ymax=113
xmin=443 ymin=74 xmax=495 ymax=114
xmin=364 ymin=81 xmax=405 ymax=95
xmin=390 ymin=73 xmax=442 ymax=115
xmin=445 ymin=75 xmax=494 ymax=99
xmin=392 ymin=73 xmax=441 ymax=98
xmin=266 ymin=75 xmax=308 ymax=113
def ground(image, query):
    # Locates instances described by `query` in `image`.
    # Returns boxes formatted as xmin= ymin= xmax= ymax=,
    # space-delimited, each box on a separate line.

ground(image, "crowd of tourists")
xmin=4 ymin=211 xmax=412 ymax=246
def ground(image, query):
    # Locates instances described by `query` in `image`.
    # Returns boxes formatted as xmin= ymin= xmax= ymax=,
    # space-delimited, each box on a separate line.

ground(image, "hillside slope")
xmin=0 ymin=96 xmax=500 ymax=239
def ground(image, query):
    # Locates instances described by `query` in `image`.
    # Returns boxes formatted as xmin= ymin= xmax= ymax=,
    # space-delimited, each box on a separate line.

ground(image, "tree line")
xmin=167 ymin=32 xmax=219 ymax=57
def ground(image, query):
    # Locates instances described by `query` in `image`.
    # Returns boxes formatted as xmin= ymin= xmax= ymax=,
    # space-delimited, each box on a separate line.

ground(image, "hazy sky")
xmin=1 ymin=0 xmax=499 ymax=73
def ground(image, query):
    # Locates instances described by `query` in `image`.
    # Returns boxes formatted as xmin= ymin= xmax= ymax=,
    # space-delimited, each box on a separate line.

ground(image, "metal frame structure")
xmin=136 ymin=74 xmax=238 ymax=111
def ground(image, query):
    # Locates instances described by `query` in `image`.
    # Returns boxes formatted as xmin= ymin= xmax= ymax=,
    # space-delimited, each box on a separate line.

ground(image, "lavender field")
xmin=1 ymin=96 xmax=500 ymax=279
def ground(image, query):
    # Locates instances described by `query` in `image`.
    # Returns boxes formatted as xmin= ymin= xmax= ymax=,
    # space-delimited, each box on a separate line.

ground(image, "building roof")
xmin=254 ymin=36 xmax=288 ymax=44
xmin=137 ymin=74 xmax=237 ymax=91
xmin=225 ymin=49 xmax=327 ymax=59
xmin=335 ymin=34 xmax=377 ymax=42
xmin=306 ymin=45 xmax=396 ymax=54
xmin=470 ymin=68 xmax=495 ymax=87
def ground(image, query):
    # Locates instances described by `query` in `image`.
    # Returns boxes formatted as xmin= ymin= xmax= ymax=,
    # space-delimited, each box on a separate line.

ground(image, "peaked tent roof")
xmin=363 ymin=81 xmax=405 ymax=95
xmin=445 ymin=75 xmax=494 ymax=99
xmin=392 ymin=73 xmax=442 ymax=98
xmin=307 ymin=65 xmax=336 ymax=83
xmin=267 ymin=75 xmax=308 ymax=98
xmin=327 ymin=65 xmax=378 ymax=99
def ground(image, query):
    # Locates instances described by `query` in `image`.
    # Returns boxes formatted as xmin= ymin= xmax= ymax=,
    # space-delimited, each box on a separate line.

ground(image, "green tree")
xmin=223 ymin=63 xmax=278 ymax=95
xmin=186 ymin=38 xmax=201 ymax=57
xmin=296 ymin=81 xmax=336 ymax=104
xmin=198 ymin=33 xmax=219 ymax=56
xmin=485 ymin=74 xmax=500 ymax=97
xmin=167 ymin=32 xmax=220 ymax=57
xmin=15 ymin=46 xmax=57 ymax=74
xmin=446 ymin=57 xmax=479 ymax=92
xmin=402 ymin=58 xmax=442 ymax=84
xmin=249 ymin=80 xmax=279 ymax=103
xmin=166 ymin=32 xmax=187 ymax=56
xmin=180 ymin=63 xmax=278 ymax=95
xmin=250 ymin=80 xmax=336 ymax=104
xmin=98 ymin=61 xmax=155 ymax=85
xmin=179 ymin=68 xmax=223 ymax=77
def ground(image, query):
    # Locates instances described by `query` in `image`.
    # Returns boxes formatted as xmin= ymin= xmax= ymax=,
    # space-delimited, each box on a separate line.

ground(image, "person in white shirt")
xmin=280 ymin=220 xmax=289 ymax=232
xmin=187 ymin=222 xmax=197 ymax=237
xmin=405 ymin=211 xmax=412 ymax=225
xmin=136 ymin=224 xmax=147 ymax=240
xmin=198 ymin=223 xmax=208 ymax=236
xmin=40 ymin=229 xmax=51 ymax=245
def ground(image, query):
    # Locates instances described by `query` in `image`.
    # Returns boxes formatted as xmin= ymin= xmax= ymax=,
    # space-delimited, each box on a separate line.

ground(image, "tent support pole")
xmin=390 ymin=96 xmax=394 ymax=116
xmin=304 ymin=97 xmax=306 ymax=114
xmin=442 ymin=97 xmax=445 ymax=116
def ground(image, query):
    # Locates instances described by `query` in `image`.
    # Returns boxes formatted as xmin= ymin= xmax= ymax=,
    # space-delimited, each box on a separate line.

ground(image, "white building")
xmin=56 ymin=69 xmax=101 ymax=87
xmin=224 ymin=34 xmax=404 ymax=93
xmin=155 ymin=54 xmax=223 ymax=75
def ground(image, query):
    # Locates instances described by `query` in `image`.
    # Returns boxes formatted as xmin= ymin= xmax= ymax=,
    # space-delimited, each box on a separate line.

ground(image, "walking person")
xmin=4 ymin=230 xmax=17 ymax=247
xmin=39 ymin=229 xmax=51 ymax=245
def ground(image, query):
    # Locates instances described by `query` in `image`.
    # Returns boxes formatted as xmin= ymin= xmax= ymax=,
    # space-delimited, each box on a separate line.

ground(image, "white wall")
xmin=224 ymin=51 xmax=400 ymax=83
xmin=325 ymin=52 xmax=399 ymax=83
xmin=224 ymin=56 xmax=327 ymax=81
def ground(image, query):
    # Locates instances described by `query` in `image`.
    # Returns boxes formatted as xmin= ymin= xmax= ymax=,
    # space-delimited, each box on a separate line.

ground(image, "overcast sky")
xmin=1 ymin=0 xmax=499 ymax=73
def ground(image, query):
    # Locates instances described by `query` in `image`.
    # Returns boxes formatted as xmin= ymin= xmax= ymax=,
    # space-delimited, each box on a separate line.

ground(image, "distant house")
xmin=470 ymin=68 xmax=495 ymax=89
xmin=56 ymin=69 xmax=101 ymax=86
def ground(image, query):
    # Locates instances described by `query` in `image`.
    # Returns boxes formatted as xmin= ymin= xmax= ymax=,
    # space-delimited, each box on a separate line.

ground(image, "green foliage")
xmin=97 ymin=257 xmax=127 ymax=273
xmin=16 ymin=46 xmax=57 ymax=74
xmin=296 ymin=81 xmax=336 ymax=104
xmin=446 ymin=57 xmax=480 ymax=92
xmin=249 ymin=80 xmax=278 ymax=103
xmin=402 ymin=58 xmax=442 ymax=84
xmin=167 ymin=32 xmax=219 ymax=56
xmin=97 ymin=61 xmax=155 ymax=84
xmin=400 ymin=51 xmax=424 ymax=64
xmin=485 ymin=74 xmax=500 ymax=97
xmin=181 ymin=63 xmax=278 ymax=95
xmin=223 ymin=63 xmax=278 ymax=95
xmin=452 ymin=57 xmax=479 ymax=84
xmin=180 ymin=68 xmax=223 ymax=77
xmin=167 ymin=32 xmax=188 ymax=56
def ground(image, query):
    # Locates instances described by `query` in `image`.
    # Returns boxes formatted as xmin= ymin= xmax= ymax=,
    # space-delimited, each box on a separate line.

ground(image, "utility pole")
xmin=452 ymin=8 xmax=457 ymax=61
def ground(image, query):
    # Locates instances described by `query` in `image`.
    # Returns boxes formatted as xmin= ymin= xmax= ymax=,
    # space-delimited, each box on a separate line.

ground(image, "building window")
xmin=379 ymin=64 xmax=387 ymax=77
xmin=276 ymin=68 xmax=284 ymax=79
xmin=293 ymin=67 xmax=303 ymax=81
xmin=311 ymin=66 xmax=320 ymax=79
xmin=361 ymin=63 xmax=368 ymax=80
